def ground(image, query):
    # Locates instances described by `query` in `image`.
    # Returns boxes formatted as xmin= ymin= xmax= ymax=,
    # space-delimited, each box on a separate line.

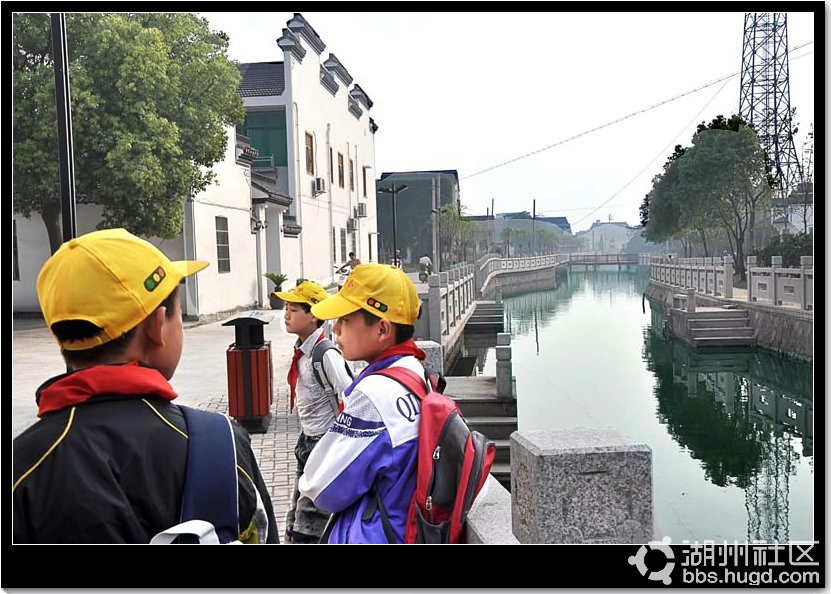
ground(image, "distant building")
xmin=376 ymin=170 xmax=459 ymax=269
xmin=575 ymin=220 xmax=641 ymax=253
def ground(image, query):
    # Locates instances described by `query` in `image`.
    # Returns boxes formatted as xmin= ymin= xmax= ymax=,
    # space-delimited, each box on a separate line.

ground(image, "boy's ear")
xmin=142 ymin=307 xmax=167 ymax=347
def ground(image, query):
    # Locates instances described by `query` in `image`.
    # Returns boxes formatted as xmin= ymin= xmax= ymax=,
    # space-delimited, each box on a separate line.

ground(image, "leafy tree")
xmin=751 ymin=231 xmax=813 ymax=268
xmin=13 ymin=13 xmax=244 ymax=253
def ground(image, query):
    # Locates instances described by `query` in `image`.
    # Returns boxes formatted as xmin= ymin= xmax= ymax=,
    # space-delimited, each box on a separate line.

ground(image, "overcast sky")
xmin=200 ymin=11 xmax=817 ymax=234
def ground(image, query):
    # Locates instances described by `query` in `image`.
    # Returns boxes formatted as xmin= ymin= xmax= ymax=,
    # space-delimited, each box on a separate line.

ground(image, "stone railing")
xmin=477 ymin=254 xmax=567 ymax=297
xmin=649 ymin=254 xmax=814 ymax=312
xmin=746 ymin=256 xmax=814 ymax=311
xmin=648 ymin=256 xmax=734 ymax=298
xmin=414 ymin=265 xmax=477 ymax=344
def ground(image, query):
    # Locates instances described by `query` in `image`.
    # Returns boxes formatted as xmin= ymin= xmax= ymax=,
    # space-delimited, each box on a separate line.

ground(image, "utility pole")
xmin=532 ymin=199 xmax=536 ymax=255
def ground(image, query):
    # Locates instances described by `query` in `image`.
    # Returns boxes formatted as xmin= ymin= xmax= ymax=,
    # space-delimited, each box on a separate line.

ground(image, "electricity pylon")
xmin=738 ymin=13 xmax=802 ymax=213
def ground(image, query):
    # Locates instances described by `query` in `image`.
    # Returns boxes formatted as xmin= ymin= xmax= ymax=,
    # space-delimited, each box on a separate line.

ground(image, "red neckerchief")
xmin=287 ymin=331 xmax=327 ymax=413
xmin=367 ymin=338 xmax=426 ymax=365
xmin=343 ymin=339 xmax=427 ymax=398
xmin=36 ymin=360 xmax=178 ymax=417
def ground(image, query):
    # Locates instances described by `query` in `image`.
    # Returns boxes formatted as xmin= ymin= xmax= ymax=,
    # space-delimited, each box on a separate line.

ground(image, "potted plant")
xmin=263 ymin=273 xmax=288 ymax=309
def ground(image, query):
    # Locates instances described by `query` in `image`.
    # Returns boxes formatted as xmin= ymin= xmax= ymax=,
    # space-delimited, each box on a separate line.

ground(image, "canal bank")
xmin=645 ymin=281 xmax=814 ymax=360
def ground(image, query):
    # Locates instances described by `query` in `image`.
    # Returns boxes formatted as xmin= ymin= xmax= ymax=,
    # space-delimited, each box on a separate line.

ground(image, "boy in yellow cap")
xmin=273 ymin=280 xmax=354 ymax=543
xmin=297 ymin=263 xmax=427 ymax=543
xmin=13 ymin=228 xmax=277 ymax=544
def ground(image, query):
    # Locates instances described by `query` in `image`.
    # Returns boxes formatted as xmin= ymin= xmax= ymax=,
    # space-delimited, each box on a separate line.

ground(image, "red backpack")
xmin=372 ymin=366 xmax=496 ymax=544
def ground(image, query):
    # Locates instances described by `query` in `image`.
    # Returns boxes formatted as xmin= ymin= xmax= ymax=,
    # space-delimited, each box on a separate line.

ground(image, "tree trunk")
xmin=41 ymin=199 xmax=65 ymax=255
xmin=698 ymin=228 xmax=709 ymax=257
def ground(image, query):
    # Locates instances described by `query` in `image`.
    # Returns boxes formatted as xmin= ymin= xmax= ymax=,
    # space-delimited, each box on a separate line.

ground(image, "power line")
xmin=460 ymin=41 xmax=813 ymax=182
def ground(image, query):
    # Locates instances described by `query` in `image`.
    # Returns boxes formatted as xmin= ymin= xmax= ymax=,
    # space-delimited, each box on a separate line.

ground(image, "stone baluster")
xmin=771 ymin=256 xmax=782 ymax=306
xmin=746 ymin=256 xmax=757 ymax=302
xmin=800 ymin=256 xmax=812 ymax=310
xmin=495 ymin=332 xmax=513 ymax=399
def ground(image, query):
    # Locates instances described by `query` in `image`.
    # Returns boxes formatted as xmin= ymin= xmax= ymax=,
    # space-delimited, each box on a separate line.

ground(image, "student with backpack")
xmin=297 ymin=263 xmax=490 ymax=544
xmin=273 ymin=280 xmax=355 ymax=543
xmin=12 ymin=228 xmax=278 ymax=544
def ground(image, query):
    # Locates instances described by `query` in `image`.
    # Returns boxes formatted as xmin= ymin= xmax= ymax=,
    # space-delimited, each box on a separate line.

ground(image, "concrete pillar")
xmin=800 ymin=256 xmax=812 ymax=310
xmin=723 ymin=258 xmax=733 ymax=298
xmin=494 ymin=283 xmax=503 ymax=304
xmin=771 ymin=256 xmax=782 ymax=305
xmin=428 ymin=275 xmax=442 ymax=342
xmin=686 ymin=288 xmax=696 ymax=313
xmin=415 ymin=340 xmax=444 ymax=376
xmin=511 ymin=428 xmax=653 ymax=543
xmin=746 ymin=256 xmax=757 ymax=302
xmin=496 ymin=332 xmax=512 ymax=399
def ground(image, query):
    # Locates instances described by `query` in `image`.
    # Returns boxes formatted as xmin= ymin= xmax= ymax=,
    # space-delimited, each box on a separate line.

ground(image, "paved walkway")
xmin=12 ymin=310 xmax=302 ymax=534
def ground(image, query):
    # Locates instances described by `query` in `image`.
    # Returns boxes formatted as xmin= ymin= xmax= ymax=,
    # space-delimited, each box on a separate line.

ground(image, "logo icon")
xmin=628 ymin=536 xmax=675 ymax=585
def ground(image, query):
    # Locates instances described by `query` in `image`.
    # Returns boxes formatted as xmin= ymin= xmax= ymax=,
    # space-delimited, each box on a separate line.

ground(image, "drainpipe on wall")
xmin=327 ymin=123 xmax=334 ymax=281
xmin=294 ymin=101 xmax=304 ymax=279
xmin=182 ymin=193 xmax=200 ymax=320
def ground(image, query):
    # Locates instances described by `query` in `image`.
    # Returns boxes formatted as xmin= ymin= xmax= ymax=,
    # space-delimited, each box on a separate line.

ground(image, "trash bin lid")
xmin=222 ymin=310 xmax=275 ymax=327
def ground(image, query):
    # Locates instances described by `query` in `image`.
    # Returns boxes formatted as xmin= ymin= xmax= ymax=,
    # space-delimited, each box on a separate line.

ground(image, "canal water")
xmin=463 ymin=266 xmax=814 ymax=544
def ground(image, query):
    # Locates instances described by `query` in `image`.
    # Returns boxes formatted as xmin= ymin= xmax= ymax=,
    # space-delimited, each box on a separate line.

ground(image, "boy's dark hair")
xmin=358 ymin=306 xmax=420 ymax=343
xmin=55 ymin=286 xmax=180 ymax=368
xmin=298 ymin=302 xmax=325 ymax=328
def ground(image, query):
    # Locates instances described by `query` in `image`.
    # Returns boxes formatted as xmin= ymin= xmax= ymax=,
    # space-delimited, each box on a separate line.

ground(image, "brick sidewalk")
xmin=198 ymin=380 xmax=300 ymax=537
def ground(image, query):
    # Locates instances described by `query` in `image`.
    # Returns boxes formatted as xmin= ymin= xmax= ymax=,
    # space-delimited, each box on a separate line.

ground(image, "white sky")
xmin=200 ymin=11 xmax=818 ymax=234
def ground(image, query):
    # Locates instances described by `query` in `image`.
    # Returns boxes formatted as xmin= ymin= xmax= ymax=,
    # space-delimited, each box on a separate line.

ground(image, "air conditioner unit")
xmin=312 ymin=177 xmax=326 ymax=195
xmin=346 ymin=218 xmax=357 ymax=232
xmin=355 ymin=202 xmax=368 ymax=218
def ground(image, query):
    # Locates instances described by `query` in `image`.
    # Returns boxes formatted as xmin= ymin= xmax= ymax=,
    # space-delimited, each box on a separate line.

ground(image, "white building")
xmin=13 ymin=127 xmax=259 ymax=318
xmin=238 ymin=13 xmax=378 ymax=298
xmin=14 ymin=13 xmax=378 ymax=319
xmin=575 ymin=220 xmax=641 ymax=254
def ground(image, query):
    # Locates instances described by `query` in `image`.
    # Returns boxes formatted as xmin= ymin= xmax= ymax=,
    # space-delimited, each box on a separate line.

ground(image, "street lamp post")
xmin=378 ymin=183 xmax=408 ymax=266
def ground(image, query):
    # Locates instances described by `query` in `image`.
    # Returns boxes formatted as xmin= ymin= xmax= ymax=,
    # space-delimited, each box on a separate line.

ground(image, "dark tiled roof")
xmin=238 ymin=62 xmax=285 ymax=97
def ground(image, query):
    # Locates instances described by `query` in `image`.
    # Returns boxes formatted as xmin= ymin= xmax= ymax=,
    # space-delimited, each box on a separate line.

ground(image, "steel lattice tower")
xmin=738 ymin=13 xmax=802 ymax=207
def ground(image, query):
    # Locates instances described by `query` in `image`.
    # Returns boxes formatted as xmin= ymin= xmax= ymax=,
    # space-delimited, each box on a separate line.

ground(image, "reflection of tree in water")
xmin=642 ymin=328 xmax=763 ymax=488
xmin=642 ymin=323 xmax=811 ymax=542
xmin=503 ymin=268 xmax=649 ymax=336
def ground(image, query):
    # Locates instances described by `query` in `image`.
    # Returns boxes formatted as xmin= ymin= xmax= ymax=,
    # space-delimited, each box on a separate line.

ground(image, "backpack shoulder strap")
xmin=372 ymin=366 xmax=431 ymax=400
xmin=178 ymin=406 xmax=239 ymax=544
xmin=312 ymin=338 xmax=354 ymax=392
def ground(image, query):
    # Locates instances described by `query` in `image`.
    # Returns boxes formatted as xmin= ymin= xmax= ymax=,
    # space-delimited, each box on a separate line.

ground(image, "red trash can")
xmin=222 ymin=311 xmax=274 ymax=433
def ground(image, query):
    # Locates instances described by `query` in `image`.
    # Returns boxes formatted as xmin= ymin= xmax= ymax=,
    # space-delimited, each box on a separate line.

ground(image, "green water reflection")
xmin=465 ymin=267 xmax=814 ymax=542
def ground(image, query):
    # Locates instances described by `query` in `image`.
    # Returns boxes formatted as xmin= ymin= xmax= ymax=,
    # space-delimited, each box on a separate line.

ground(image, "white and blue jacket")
xmin=297 ymin=355 xmax=426 ymax=543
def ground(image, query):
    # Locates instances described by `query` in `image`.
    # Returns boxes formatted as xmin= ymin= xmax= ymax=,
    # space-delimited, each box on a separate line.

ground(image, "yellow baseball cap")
xmin=272 ymin=280 xmax=329 ymax=307
xmin=37 ymin=228 xmax=209 ymax=351
xmin=310 ymin=263 xmax=421 ymax=325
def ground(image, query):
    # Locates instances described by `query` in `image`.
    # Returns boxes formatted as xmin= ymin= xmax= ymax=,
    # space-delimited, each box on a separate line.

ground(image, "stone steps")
xmin=464 ymin=416 xmax=518 ymax=440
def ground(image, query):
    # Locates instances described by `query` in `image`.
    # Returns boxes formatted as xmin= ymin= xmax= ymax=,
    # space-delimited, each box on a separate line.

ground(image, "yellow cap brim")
xmin=272 ymin=290 xmax=306 ymax=303
xmin=310 ymin=292 xmax=362 ymax=320
xmin=172 ymin=260 xmax=210 ymax=277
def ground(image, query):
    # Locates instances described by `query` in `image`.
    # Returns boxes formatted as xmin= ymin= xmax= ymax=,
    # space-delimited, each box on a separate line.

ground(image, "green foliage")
xmin=751 ymin=232 xmax=813 ymax=267
xmin=263 ymin=272 xmax=288 ymax=289
xmin=13 ymin=13 xmax=245 ymax=252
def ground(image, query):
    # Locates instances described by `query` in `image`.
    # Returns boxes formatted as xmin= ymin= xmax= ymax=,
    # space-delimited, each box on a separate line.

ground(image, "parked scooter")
xmin=333 ymin=263 xmax=352 ymax=290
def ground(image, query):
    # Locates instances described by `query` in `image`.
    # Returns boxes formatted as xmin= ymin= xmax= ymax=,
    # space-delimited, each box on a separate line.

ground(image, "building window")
xmin=368 ymin=233 xmax=373 ymax=262
xmin=340 ymin=228 xmax=347 ymax=263
xmin=349 ymin=159 xmax=355 ymax=191
xmin=237 ymin=110 xmax=288 ymax=168
xmin=329 ymin=148 xmax=334 ymax=184
xmin=332 ymin=227 xmax=337 ymax=262
xmin=362 ymin=166 xmax=367 ymax=198
xmin=338 ymin=153 xmax=344 ymax=188
xmin=13 ymin=219 xmax=20 ymax=281
xmin=216 ymin=216 xmax=230 ymax=273
xmin=305 ymin=132 xmax=314 ymax=176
